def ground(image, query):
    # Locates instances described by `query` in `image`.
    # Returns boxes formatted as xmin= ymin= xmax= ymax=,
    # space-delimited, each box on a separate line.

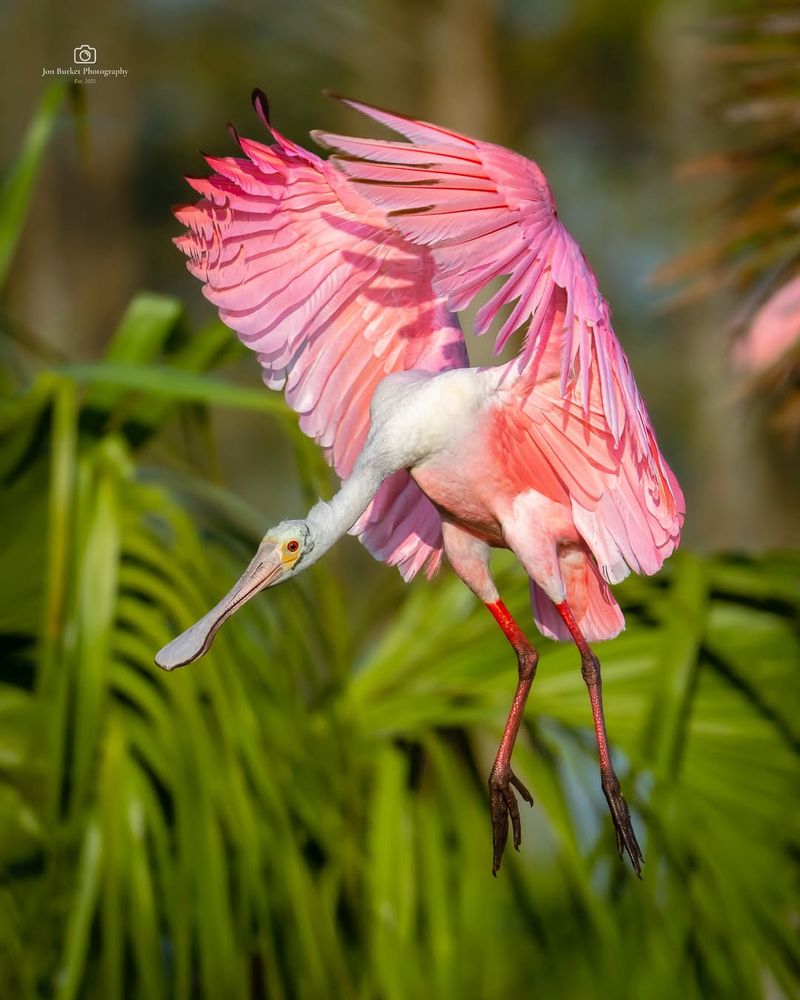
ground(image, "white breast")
xmin=367 ymin=368 xmax=489 ymax=470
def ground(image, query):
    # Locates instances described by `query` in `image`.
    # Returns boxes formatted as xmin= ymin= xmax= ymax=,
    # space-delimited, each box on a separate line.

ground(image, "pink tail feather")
xmin=530 ymin=551 xmax=624 ymax=643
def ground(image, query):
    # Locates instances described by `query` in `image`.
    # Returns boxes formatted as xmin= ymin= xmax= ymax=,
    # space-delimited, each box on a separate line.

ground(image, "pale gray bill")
xmin=154 ymin=547 xmax=283 ymax=670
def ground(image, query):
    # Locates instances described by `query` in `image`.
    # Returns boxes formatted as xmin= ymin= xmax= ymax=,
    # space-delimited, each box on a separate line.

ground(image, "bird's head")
xmin=260 ymin=519 xmax=314 ymax=575
xmin=154 ymin=519 xmax=313 ymax=671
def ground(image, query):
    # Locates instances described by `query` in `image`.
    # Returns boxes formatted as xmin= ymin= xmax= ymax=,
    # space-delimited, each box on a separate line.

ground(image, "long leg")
xmin=556 ymin=600 xmax=643 ymax=875
xmin=485 ymin=599 xmax=538 ymax=875
xmin=439 ymin=522 xmax=537 ymax=875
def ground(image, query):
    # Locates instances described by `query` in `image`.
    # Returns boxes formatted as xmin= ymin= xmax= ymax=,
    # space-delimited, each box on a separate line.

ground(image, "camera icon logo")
xmin=73 ymin=44 xmax=97 ymax=65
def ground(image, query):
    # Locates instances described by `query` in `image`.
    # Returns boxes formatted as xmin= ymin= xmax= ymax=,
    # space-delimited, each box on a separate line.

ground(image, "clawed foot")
xmin=602 ymin=772 xmax=643 ymax=877
xmin=489 ymin=766 xmax=534 ymax=875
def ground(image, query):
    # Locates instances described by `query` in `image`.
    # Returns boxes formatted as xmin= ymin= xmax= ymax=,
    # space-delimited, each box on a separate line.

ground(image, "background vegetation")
xmin=1 ymin=2 xmax=799 ymax=998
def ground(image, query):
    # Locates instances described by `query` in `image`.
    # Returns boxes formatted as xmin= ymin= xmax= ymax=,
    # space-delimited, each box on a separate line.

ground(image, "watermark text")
xmin=42 ymin=45 xmax=128 ymax=81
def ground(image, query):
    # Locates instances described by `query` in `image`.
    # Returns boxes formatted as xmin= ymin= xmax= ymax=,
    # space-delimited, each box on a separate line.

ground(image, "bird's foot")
xmin=488 ymin=765 xmax=534 ymax=876
xmin=601 ymin=771 xmax=643 ymax=877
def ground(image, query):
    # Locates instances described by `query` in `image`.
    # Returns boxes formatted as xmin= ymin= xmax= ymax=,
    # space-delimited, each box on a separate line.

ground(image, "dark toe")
xmin=602 ymin=774 xmax=643 ymax=877
xmin=489 ymin=766 xmax=533 ymax=875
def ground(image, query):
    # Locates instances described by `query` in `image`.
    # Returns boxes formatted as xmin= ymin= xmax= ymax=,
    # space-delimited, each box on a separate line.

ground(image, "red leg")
xmin=556 ymin=601 xmax=643 ymax=876
xmin=485 ymin=599 xmax=538 ymax=875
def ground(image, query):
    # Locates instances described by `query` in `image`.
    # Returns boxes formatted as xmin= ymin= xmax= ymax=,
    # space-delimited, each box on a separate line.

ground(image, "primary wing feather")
xmin=175 ymin=105 xmax=469 ymax=580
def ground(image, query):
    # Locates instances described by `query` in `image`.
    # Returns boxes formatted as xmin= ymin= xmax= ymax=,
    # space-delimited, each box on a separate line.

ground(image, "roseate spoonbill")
xmin=156 ymin=91 xmax=684 ymax=876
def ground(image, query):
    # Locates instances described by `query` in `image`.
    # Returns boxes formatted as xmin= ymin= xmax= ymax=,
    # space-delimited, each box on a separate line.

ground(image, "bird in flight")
xmin=156 ymin=90 xmax=684 ymax=876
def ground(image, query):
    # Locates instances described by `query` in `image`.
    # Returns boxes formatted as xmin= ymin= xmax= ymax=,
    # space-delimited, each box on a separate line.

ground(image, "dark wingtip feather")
xmin=388 ymin=204 xmax=435 ymax=216
xmin=226 ymin=122 xmax=242 ymax=148
xmin=251 ymin=88 xmax=271 ymax=127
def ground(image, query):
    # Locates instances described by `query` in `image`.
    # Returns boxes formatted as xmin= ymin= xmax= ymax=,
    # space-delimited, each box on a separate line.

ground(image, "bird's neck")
xmin=304 ymin=459 xmax=386 ymax=566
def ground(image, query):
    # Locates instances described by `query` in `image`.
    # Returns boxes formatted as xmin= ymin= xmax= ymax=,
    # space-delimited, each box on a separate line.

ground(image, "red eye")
xmin=287 ymin=540 xmax=300 ymax=553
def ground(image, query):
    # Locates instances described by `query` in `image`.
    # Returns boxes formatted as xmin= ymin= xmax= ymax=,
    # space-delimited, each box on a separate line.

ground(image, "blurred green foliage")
xmin=1 ymin=74 xmax=799 ymax=1000
xmin=661 ymin=5 xmax=800 ymax=438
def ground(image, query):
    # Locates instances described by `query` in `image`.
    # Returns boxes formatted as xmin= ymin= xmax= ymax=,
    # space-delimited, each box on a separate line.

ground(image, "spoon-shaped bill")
xmin=155 ymin=545 xmax=284 ymax=670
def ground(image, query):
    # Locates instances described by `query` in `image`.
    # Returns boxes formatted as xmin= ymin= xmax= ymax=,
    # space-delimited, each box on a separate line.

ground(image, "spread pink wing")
xmin=316 ymin=98 xmax=684 ymax=585
xmin=174 ymin=95 xmax=468 ymax=580
xmin=315 ymin=97 xmax=641 ymax=440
